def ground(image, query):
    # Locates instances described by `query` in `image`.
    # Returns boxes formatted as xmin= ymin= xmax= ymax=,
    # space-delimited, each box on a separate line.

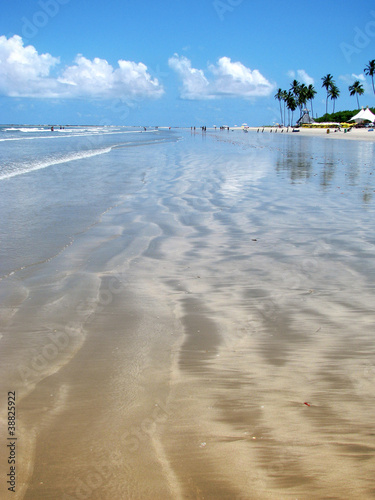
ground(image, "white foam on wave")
xmin=0 ymin=133 xmax=102 ymax=142
xmin=0 ymin=128 xmax=149 ymax=142
xmin=0 ymin=147 xmax=113 ymax=181
xmin=4 ymin=126 xmax=107 ymax=133
xmin=4 ymin=127 xmax=48 ymax=132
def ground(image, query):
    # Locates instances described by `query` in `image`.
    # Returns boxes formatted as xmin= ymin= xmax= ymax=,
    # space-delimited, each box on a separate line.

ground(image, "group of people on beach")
xmin=190 ymin=125 xmax=230 ymax=131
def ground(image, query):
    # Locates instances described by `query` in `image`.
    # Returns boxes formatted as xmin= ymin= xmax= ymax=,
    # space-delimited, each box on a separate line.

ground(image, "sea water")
xmin=0 ymin=125 xmax=178 ymax=278
xmin=0 ymin=126 xmax=375 ymax=499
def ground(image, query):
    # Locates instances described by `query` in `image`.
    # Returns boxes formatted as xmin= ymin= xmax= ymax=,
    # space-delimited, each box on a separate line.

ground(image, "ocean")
xmin=0 ymin=125 xmax=178 ymax=278
xmin=0 ymin=126 xmax=374 ymax=499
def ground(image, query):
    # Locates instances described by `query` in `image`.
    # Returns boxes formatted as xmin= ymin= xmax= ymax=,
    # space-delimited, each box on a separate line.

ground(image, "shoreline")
xmin=244 ymin=126 xmax=375 ymax=141
xmin=190 ymin=125 xmax=375 ymax=141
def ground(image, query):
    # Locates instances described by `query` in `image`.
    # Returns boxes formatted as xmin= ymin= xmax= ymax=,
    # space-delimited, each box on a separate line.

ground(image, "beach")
xmin=1 ymin=126 xmax=375 ymax=499
xmin=247 ymin=126 xmax=375 ymax=142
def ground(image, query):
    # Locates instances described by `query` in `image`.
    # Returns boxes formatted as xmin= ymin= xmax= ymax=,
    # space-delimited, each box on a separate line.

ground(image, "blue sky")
xmin=0 ymin=0 xmax=374 ymax=126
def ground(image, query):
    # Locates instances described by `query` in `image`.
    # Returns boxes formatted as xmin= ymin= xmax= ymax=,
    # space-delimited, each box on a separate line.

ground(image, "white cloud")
xmin=168 ymin=54 xmax=210 ymax=99
xmin=0 ymin=34 xmax=59 ymax=97
xmin=210 ymin=57 xmax=274 ymax=97
xmin=169 ymin=54 xmax=274 ymax=100
xmin=58 ymin=56 xmax=115 ymax=95
xmin=296 ymin=69 xmax=314 ymax=86
xmin=287 ymin=69 xmax=314 ymax=85
xmin=339 ymin=73 xmax=372 ymax=94
xmin=0 ymin=35 xmax=163 ymax=100
xmin=351 ymin=73 xmax=366 ymax=82
xmin=338 ymin=74 xmax=354 ymax=85
xmin=59 ymin=56 xmax=163 ymax=99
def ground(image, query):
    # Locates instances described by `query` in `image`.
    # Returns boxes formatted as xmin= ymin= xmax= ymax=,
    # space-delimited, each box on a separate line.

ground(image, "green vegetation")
xmin=321 ymin=74 xmax=335 ymax=114
xmin=328 ymin=83 xmax=340 ymax=113
xmin=315 ymin=108 xmax=375 ymax=123
xmin=275 ymin=80 xmax=310 ymax=126
xmin=274 ymin=59 xmax=374 ymax=126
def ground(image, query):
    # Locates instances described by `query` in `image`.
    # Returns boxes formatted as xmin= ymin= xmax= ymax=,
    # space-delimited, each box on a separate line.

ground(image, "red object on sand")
xmin=304 ymin=402 xmax=311 ymax=407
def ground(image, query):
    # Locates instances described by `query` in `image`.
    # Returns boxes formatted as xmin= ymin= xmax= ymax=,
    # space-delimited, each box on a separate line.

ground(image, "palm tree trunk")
xmin=372 ymin=76 xmax=375 ymax=96
xmin=279 ymin=101 xmax=283 ymax=124
xmin=356 ymin=93 xmax=359 ymax=108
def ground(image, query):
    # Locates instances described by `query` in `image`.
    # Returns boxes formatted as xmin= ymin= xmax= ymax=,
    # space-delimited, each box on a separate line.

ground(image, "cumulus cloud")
xmin=168 ymin=54 xmax=210 ymax=99
xmin=209 ymin=57 xmax=274 ymax=97
xmin=297 ymin=69 xmax=314 ymax=86
xmin=0 ymin=34 xmax=59 ymax=97
xmin=169 ymin=54 xmax=274 ymax=100
xmin=287 ymin=69 xmax=314 ymax=85
xmin=59 ymin=56 xmax=163 ymax=99
xmin=0 ymin=35 xmax=163 ymax=100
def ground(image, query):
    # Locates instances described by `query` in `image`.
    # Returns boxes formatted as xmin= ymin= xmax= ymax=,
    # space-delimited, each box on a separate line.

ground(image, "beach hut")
xmin=297 ymin=109 xmax=315 ymax=126
xmin=350 ymin=107 xmax=375 ymax=123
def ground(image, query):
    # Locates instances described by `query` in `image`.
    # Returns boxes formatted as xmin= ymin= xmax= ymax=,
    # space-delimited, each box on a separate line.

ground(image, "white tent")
xmin=350 ymin=107 xmax=375 ymax=123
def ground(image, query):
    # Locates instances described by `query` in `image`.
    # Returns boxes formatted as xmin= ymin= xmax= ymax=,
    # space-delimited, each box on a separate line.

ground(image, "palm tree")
xmin=349 ymin=80 xmax=364 ymax=108
xmin=290 ymin=79 xmax=301 ymax=98
xmin=306 ymin=84 xmax=317 ymax=118
xmin=328 ymin=84 xmax=340 ymax=113
xmin=274 ymin=88 xmax=284 ymax=125
xmin=321 ymin=74 xmax=334 ymax=115
xmin=285 ymin=91 xmax=292 ymax=126
xmin=287 ymin=92 xmax=297 ymax=126
xmin=281 ymin=90 xmax=288 ymax=126
xmin=297 ymin=83 xmax=308 ymax=118
xmin=290 ymin=80 xmax=308 ymax=122
xmin=364 ymin=60 xmax=375 ymax=95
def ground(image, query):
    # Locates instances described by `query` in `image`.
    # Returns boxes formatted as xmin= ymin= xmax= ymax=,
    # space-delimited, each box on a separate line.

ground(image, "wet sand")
xmin=247 ymin=126 xmax=375 ymax=142
xmin=1 ymin=130 xmax=375 ymax=499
